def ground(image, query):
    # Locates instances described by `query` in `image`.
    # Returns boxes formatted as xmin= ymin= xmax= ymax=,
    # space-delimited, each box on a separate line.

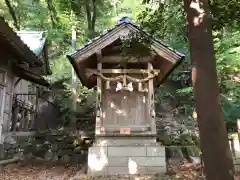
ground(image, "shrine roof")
xmin=68 ymin=17 xmax=185 ymax=59
xmin=0 ymin=17 xmax=43 ymax=66
xmin=0 ymin=17 xmax=49 ymax=87
xmin=17 ymin=31 xmax=47 ymax=56
xmin=17 ymin=31 xmax=51 ymax=75
xmin=67 ymin=17 xmax=185 ymax=88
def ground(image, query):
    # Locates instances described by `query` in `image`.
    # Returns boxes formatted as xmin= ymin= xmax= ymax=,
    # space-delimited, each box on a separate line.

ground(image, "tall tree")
xmin=85 ymin=0 xmax=96 ymax=38
xmin=45 ymin=0 xmax=59 ymax=28
xmin=4 ymin=0 xmax=20 ymax=30
xmin=183 ymin=0 xmax=234 ymax=179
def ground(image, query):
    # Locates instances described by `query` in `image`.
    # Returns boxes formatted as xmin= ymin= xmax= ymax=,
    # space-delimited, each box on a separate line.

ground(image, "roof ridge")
xmin=117 ymin=17 xmax=132 ymax=24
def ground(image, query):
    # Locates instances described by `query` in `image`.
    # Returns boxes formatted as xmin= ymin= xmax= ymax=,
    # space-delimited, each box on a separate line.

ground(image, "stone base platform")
xmin=87 ymin=138 xmax=166 ymax=175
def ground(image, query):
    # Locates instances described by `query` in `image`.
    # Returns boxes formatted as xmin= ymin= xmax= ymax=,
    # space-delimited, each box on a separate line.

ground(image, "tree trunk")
xmin=85 ymin=0 xmax=96 ymax=38
xmin=46 ymin=0 xmax=59 ymax=28
xmin=4 ymin=0 xmax=20 ymax=30
xmin=85 ymin=1 xmax=92 ymax=32
xmin=183 ymin=0 xmax=234 ymax=180
xmin=91 ymin=0 xmax=96 ymax=34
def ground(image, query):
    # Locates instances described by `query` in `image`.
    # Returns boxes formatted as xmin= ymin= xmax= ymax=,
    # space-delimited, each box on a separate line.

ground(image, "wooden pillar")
xmin=23 ymin=111 xmax=31 ymax=131
xmin=106 ymin=81 xmax=110 ymax=90
xmin=237 ymin=119 xmax=240 ymax=157
xmin=148 ymin=63 xmax=156 ymax=134
xmin=0 ymin=69 xmax=6 ymax=170
xmin=229 ymin=138 xmax=236 ymax=158
xmin=20 ymin=109 xmax=25 ymax=130
xmin=11 ymin=104 xmax=19 ymax=131
xmin=95 ymin=51 xmax=103 ymax=135
xmin=33 ymin=87 xmax=39 ymax=130
xmin=29 ymin=111 xmax=34 ymax=131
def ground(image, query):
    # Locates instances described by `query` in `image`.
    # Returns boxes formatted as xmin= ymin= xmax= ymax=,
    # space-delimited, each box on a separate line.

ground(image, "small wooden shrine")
xmin=67 ymin=17 xmax=184 ymax=175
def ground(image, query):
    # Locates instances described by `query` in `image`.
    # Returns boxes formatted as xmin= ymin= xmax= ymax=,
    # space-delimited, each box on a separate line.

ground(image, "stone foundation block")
xmin=108 ymin=146 xmax=146 ymax=157
xmin=147 ymin=146 xmax=165 ymax=156
xmin=88 ymin=144 xmax=166 ymax=175
xmin=95 ymin=137 xmax=156 ymax=146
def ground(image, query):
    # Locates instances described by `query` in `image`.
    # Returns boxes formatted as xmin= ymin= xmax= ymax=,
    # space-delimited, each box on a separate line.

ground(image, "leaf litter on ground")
xmin=0 ymin=160 xmax=239 ymax=180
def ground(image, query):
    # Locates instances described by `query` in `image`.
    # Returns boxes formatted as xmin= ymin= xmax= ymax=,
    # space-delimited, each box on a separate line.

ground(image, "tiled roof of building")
xmin=17 ymin=31 xmax=46 ymax=56
xmin=0 ymin=17 xmax=43 ymax=65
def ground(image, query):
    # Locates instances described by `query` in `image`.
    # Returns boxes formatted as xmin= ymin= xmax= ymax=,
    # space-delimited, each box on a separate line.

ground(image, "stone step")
xmin=88 ymin=166 xmax=166 ymax=175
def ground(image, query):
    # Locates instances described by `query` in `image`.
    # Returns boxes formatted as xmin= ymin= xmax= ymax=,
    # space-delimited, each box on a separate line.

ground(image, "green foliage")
xmin=2 ymin=0 xmax=114 ymax=123
xmin=113 ymin=0 xmax=145 ymax=21
xmin=214 ymin=28 xmax=240 ymax=95
xmin=2 ymin=0 xmax=239 ymax=125
xmin=139 ymin=0 xmax=240 ymax=123
xmin=50 ymin=56 xmax=71 ymax=82
xmin=210 ymin=0 xmax=240 ymax=30
xmin=214 ymin=27 xmax=240 ymax=122
xmin=176 ymin=87 xmax=193 ymax=95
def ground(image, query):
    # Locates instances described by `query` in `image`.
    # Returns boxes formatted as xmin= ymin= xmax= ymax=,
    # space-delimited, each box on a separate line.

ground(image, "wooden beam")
xmin=86 ymin=68 xmax=160 ymax=74
xmin=3 ymin=131 xmax=36 ymax=137
xmin=101 ymin=56 xmax=153 ymax=63
xmin=148 ymin=62 xmax=156 ymax=134
xmin=12 ymin=66 xmax=49 ymax=87
xmin=14 ymin=77 xmax=21 ymax=87
xmin=0 ymin=70 xmax=7 ymax=144
xmin=11 ymin=105 xmax=19 ymax=131
xmin=75 ymin=25 xmax=130 ymax=63
xmin=95 ymin=51 xmax=103 ymax=135
xmin=96 ymin=51 xmax=102 ymax=62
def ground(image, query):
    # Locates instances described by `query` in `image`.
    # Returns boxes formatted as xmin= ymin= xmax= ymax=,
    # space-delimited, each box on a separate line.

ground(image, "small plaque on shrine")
xmin=120 ymin=128 xmax=131 ymax=135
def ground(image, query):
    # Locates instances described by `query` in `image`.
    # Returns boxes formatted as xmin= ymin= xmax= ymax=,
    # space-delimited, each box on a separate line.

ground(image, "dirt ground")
xmin=0 ymin=162 xmax=78 ymax=180
xmin=0 ymin=161 xmax=238 ymax=180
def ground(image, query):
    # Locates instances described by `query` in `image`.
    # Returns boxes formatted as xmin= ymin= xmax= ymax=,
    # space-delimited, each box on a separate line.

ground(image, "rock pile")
xmin=4 ymin=129 xmax=93 ymax=164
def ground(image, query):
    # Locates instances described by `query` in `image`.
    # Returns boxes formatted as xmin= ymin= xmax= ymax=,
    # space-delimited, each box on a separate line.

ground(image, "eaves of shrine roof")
xmin=0 ymin=17 xmax=49 ymax=87
xmin=67 ymin=17 xmax=185 ymax=88
xmin=67 ymin=17 xmax=185 ymax=61
xmin=0 ymin=17 xmax=43 ymax=66
xmin=17 ymin=31 xmax=47 ymax=56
